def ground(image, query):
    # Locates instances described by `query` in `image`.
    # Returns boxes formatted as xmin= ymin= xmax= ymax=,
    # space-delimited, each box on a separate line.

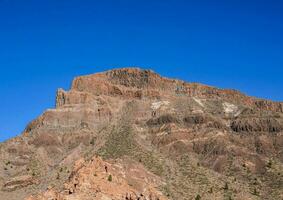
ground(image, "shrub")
xmin=108 ymin=174 xmax=112 ymax=182
xmin=252 ymin=188 xmax=259 ymax=196
xmin=224 ymin=182 xmax=229 ymax=190
xmin=267 ymin=160 xmax=272 ymax=168
xmin=90 ymin=138 xmax=95 ymax=145
xmin=195 ymin=194 xmax=201 ymax=200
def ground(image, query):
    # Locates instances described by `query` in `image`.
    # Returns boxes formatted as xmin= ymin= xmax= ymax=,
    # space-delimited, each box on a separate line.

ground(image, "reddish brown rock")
xmin=26 ymin=156 xmax=167 ymax=200
xmin=2 ymin=175 xmax=37 ymax=191
xmin=0 ymin=68 xmax=282 ymax=200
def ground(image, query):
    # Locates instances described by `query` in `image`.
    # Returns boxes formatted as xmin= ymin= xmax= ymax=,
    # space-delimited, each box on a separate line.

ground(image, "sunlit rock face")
xmin=1 ymin=68 xmax=283 ymax=200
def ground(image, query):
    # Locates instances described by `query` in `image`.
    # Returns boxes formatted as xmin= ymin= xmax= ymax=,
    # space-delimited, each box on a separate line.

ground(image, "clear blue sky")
xmin=0 ymin=0 xmax=282 ymax=142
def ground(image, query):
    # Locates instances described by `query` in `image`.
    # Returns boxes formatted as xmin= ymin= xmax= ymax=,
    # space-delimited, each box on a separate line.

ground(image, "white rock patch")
xmin=193 ymin=97 xmax=205 ymax=107
xmin=151 ymin=101 xmax=170 ymax=110
xmin=157 ymin=131 xmax=169 ymax=137
xmin=234 ymin=110 xmax=242 ymax=117
xmin=223 ymin=102 xmax=238 ymax=114
xmin=192 ymin=109 xmax=204 ymax=114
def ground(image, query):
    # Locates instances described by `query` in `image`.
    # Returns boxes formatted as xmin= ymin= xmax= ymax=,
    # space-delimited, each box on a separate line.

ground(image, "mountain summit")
xmin=1 ymin=68 xmax=282 ymax=200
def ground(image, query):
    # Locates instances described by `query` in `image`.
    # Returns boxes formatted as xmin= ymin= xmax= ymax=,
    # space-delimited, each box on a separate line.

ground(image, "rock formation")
xmin=26 ymin=156 xmax=167 ymax=200
xmin=0 ymin=68 xmax=282 ymax=200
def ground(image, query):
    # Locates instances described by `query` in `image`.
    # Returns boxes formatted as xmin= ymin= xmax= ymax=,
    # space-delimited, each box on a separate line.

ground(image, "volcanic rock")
xmin=0 ymin=68 xmax=282 ymax=200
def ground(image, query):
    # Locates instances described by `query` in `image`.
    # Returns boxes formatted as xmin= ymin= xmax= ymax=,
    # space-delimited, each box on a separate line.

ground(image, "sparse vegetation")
xmin=252 ymin=188 xmax=259 ymax=196
xmin=90 ymin=137 xmax=95 ymax=145
xmin=267 ymin=160 xmax=272 ymax=168
xmin=224 ymin=182 xmax=229 ymax=190
xmin=97 ymin=122 xmax=165 ymax=176
xmin=56 ymin=173 xmax=60 ymax=180
xmin=195 ymin=194 xmax=201 ymax=200
xmin=1 ymin=69 xmax=283 ymax=200
xmin=107 ymin=174 xmax=112 ymax=182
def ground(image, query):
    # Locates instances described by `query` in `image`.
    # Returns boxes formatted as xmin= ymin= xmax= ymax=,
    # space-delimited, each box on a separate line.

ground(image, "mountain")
xmin=0 ymin=68 xmax=282 ymax=200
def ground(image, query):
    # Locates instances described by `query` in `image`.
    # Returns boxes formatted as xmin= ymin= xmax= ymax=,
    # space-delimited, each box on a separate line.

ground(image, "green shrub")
xmin=90 ymin=138 xmax=95 ymax=145
xmin=224 ymin=182 xmax=229 ymax=190
xmin=195 ymin=194 xmax=201 ymax=200
xmin=252 ymin=188 xmax=259 ymax=196
xmin=108 ymin=174 xmax=112 ymax=182
xmin=267 ymin=160 xmax=272 ymax=168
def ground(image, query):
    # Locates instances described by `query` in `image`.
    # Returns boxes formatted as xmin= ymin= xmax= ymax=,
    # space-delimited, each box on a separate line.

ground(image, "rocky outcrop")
xmin=70 ymin=68 xmax=283 ymax=113
xmin=26 ymin=156 xmax=167 ymax=200
xmin=2 ymin=175 xmax=36 ymax=191
xmin=183 ymin=114 xmax=225 ymax=129
xmin=1 ymin=68 xmax=283 ymax=200
xmin=254 ymin=100 xmax=283 ymax=113
xmin=147 ymin=114 xmax=179 ymax=126
xmin=231 ymin=118 xmax=282 ymax=133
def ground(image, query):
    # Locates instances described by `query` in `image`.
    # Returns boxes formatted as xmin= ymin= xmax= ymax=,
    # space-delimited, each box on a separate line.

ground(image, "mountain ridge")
xmin=1 ymin=67 xmax=282 ymax=200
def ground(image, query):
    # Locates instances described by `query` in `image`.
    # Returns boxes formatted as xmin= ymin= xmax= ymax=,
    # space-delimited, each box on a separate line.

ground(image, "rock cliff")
xmin=0 ymin=68 xmax=282 ymax=200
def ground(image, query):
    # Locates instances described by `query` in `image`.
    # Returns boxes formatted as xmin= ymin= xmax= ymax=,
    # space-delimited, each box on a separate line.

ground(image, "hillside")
xmin=0 ymin=68 xmax=282 ymax=200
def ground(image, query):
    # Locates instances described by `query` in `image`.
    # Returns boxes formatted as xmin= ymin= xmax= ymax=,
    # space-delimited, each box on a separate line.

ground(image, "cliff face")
xmin=69 ymin=68 xmax=283 ymax=112
xmin=0 ymin=68 xmax=283 ymax=200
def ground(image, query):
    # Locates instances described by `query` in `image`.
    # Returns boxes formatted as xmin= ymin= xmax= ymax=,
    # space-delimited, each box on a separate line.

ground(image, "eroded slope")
xmin=0 ymin=68 xmax=282 ymax=200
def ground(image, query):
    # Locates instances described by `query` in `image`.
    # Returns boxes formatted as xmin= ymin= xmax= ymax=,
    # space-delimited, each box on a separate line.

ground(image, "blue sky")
xmin=0 ymin=0 xmax=282 ymax=141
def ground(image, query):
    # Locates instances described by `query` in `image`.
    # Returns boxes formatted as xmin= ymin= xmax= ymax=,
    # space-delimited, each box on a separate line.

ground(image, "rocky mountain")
xmin=0 ymin=68 xmax=282 ymax=200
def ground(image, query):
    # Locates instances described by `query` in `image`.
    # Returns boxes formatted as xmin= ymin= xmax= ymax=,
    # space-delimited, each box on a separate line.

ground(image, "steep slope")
xmin=25 ymin=156 xmax=167 ymax=200
xmin=0 ymin=68 xmax=282 ymax=200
